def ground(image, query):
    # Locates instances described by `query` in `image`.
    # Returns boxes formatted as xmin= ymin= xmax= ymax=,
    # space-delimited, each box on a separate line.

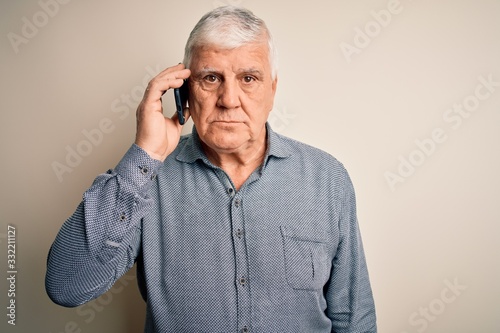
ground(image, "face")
xmin=187 ymin=41 xmax=278 ymax=155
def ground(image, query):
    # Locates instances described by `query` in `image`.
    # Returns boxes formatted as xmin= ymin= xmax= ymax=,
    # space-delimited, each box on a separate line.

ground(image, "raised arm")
xmin=45 ymin=64 xmax=191 ymax=307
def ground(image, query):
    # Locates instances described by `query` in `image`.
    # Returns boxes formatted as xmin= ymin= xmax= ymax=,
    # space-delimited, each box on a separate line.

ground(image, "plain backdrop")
xmin=1 ymin=0 xmax=499 ymax=332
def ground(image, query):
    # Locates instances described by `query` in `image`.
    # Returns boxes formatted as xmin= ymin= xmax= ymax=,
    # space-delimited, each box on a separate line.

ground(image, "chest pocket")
xmin=280 ymin=226 xmax=330 ymax=290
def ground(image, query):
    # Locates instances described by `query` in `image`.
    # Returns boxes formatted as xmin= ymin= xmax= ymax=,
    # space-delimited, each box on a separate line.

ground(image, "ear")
xmin=266 ymin=76 xmax=279 ymax=116
xmin=271 ymin=76 xmax=278 ymax=96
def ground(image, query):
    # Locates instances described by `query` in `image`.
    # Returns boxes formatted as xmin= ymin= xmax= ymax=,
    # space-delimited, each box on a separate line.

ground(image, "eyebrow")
xmin=195 ymin=67 xmax=264 ymax=77
xmin=192 ymin=67 xmax=221 ymax=79
xmin=197 ymin=67 xmax=219 ymax=74
xmin=238 ymin=68 xmax=264 ymax=77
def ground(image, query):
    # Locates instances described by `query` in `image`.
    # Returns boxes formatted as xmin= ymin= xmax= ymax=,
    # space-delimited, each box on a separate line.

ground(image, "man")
xmin=46 ymin=6 xmax=377 ymax=333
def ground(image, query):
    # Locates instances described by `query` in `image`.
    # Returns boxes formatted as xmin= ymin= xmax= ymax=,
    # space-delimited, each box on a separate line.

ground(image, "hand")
xmin=135 ymin=64 xmax=191 ymax=161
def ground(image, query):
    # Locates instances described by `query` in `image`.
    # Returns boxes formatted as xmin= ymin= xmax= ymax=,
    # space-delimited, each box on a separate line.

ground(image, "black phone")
xmin=174 ymin=80 xmax=189 ymax=125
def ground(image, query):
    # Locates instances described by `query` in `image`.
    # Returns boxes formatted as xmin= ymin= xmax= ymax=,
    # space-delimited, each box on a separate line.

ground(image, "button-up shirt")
xmin=46 ymin=124 xmax=377 ymax=332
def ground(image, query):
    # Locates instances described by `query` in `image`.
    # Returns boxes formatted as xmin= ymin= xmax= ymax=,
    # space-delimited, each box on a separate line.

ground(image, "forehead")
xmin=190 ymin=42 xmax=271 ymax=74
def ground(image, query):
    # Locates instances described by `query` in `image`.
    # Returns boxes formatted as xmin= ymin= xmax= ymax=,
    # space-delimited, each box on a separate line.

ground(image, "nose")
xmin=217 ymin=80 xmax=241 ymax=110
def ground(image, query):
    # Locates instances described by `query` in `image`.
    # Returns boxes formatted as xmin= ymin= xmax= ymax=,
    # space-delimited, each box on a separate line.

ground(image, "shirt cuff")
xmin=114 ymin=144 xmax=163 ymax=192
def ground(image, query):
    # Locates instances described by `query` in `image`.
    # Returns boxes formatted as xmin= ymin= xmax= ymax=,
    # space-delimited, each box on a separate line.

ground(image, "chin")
xmin=206 ymin=133 xmax=249 ymax=152
xmin=214 ymin=137 xmax=247 ymax=151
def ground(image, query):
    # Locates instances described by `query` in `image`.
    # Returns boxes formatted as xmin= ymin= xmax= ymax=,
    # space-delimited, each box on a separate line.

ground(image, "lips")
xmin=212 ymin=120 xmax=242 ymax=123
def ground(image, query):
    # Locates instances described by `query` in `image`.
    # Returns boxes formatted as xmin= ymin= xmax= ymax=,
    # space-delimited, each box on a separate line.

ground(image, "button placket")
xmin=230 ymin=193 xmax=251 ymax=331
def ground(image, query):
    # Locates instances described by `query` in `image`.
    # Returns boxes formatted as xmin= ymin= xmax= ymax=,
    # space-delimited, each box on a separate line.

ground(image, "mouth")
xmin=212 ymin=120 xmax=242 ymax=124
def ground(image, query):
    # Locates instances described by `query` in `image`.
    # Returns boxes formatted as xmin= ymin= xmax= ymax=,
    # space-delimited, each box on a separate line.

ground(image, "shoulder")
xmin=272 ymin=131 xmax=348 ymax=175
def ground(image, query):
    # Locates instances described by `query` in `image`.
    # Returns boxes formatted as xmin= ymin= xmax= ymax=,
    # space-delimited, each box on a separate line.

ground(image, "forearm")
xmin=45 ymin=144 xmax=161 ymax=307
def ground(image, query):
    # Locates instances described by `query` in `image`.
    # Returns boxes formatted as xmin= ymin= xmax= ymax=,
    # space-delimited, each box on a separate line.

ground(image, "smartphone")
xmin=174 ymin=80 xmax=189 ymax=125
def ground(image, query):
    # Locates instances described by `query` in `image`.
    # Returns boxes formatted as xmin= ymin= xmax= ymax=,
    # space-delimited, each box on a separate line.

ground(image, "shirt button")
xmin=235 ymin=229 xmax=244 ymax=238
xmin=239 ymin=276 xmax=247 ymax=286
xmin=119 ymin=213 xmax=126 ymax=222
xmin=140 ymin=166 xmax=149 ymax=175
xmin=227 ymin=187 xmax=234 ymax=194
xmin=241 ymin=326 xmax=249 ymax=333
xmin=234 ymin=199 xmax=241 ymax=207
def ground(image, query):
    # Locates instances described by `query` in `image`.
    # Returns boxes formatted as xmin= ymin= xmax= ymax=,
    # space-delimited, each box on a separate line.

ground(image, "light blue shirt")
xmin=46 ymin=124 xmax=377 ymax=332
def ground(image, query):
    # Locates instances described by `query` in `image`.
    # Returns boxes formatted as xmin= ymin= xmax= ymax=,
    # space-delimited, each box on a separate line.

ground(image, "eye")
xmin=203 ymin=74 xmax=219 ymax=83
xmin=243 ymin=76 xmax=256 ymax=83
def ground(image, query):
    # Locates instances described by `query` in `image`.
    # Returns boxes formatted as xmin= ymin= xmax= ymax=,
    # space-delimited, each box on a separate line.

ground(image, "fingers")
xmin=137 ymin=64 xmax=191 ymax=124
xmin=134 ymin=64 xmax=192 ymax=161
xmin=143 ymin=64 xmax=191 ymax=104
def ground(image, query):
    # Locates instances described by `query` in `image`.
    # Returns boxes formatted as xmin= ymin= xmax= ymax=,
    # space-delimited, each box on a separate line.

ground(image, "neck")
xmin=202 ymin=133 xmax=267 ymax=190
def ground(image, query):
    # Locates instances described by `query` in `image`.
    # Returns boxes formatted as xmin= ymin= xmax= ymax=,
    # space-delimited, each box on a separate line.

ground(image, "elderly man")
xmin=46 ymin=6 xmax=377 ymax=333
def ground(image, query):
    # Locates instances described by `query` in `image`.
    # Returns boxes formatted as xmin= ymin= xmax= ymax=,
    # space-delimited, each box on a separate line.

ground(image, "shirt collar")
xmin=175 ymin=123 xmax=292 ymax=165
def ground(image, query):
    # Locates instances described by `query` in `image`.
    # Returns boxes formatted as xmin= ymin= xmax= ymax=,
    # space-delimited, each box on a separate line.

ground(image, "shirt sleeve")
xmin=45 ymin=144 xmax=162 ymax=307
xmin=325 ymin=169 xmax=377 ymax=333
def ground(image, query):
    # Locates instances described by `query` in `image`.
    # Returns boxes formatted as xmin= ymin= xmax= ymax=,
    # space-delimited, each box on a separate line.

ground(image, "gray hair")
xmin=183 ymin=6 xmax=278 ymax=79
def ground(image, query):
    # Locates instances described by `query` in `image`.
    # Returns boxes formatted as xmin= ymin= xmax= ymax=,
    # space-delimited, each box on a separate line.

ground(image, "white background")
xmin=1 ymin=0 xmax=499 ymax=332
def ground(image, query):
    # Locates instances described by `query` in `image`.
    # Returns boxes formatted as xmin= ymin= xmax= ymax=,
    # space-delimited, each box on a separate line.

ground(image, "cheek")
xmin=189 ymin=88 xmax=215 ymax=118
xmin=256 ymin=89 xmax=275 ymax=116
